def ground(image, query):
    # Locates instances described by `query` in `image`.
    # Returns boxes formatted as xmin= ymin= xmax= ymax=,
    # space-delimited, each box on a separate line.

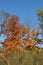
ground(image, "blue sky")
xmin=0 ymin=0 xmax=43 ymax=20
xmin=0 ymin=0 xmax=43 ymax=29
xmin=0 ymin=0 xmax=43 ymax=16
xmin=0 ymin=0 xmax=43 ymax=45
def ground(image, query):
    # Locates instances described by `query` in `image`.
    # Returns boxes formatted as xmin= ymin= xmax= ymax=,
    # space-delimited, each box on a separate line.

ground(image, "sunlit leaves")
xmin=1 ymin=14 xmax=42 ymax=51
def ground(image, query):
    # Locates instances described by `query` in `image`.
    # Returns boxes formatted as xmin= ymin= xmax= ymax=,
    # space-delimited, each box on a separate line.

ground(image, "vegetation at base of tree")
xmin=0 ymin=49 xmax=43 ymax=65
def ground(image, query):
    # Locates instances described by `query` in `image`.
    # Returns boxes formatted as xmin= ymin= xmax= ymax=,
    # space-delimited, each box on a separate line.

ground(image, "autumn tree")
xmin=0 ymin=12 xmax=42 ymax=51
xmin=0 ymin=11 xmax=43 ymax=65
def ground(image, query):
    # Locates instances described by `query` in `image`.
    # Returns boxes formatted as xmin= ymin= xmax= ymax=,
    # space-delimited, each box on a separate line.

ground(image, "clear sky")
xmin=0 ymin=0 xmax=43 ymax=16
xmin=0 ymin=0 xmax=43 ymax=45
xmin=0 ymin=0 xmax=43 ymax=18
xmin=0 ymin=0 xmax=43 ymax=28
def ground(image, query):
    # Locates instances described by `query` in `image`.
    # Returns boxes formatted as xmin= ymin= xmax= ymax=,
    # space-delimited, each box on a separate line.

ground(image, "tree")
xmin=0 ymin=11 xmax=10 ymax=35
xmin=37 ymin=10 xmax=43 ymax=39
xmin=0 ymin=12 xmax=42 ymax=51
xmin=0 ymin=11 xmax=43 ymax=65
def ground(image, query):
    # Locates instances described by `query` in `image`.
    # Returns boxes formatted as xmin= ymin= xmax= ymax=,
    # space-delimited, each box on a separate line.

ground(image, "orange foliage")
xmin=23 ymin=27 xmax=30 ymax=33
xmin=2 ymin=15 xmax=40 ymax=51
xmin=32 ymin=29 xmax=39 ymax=36
xmin=4 ymin=15 xmax=20 ymax=34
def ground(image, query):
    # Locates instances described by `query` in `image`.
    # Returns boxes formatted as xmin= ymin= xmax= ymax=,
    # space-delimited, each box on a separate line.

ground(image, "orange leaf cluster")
xmin=2 ymin=15 xmax=41 ymax=51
